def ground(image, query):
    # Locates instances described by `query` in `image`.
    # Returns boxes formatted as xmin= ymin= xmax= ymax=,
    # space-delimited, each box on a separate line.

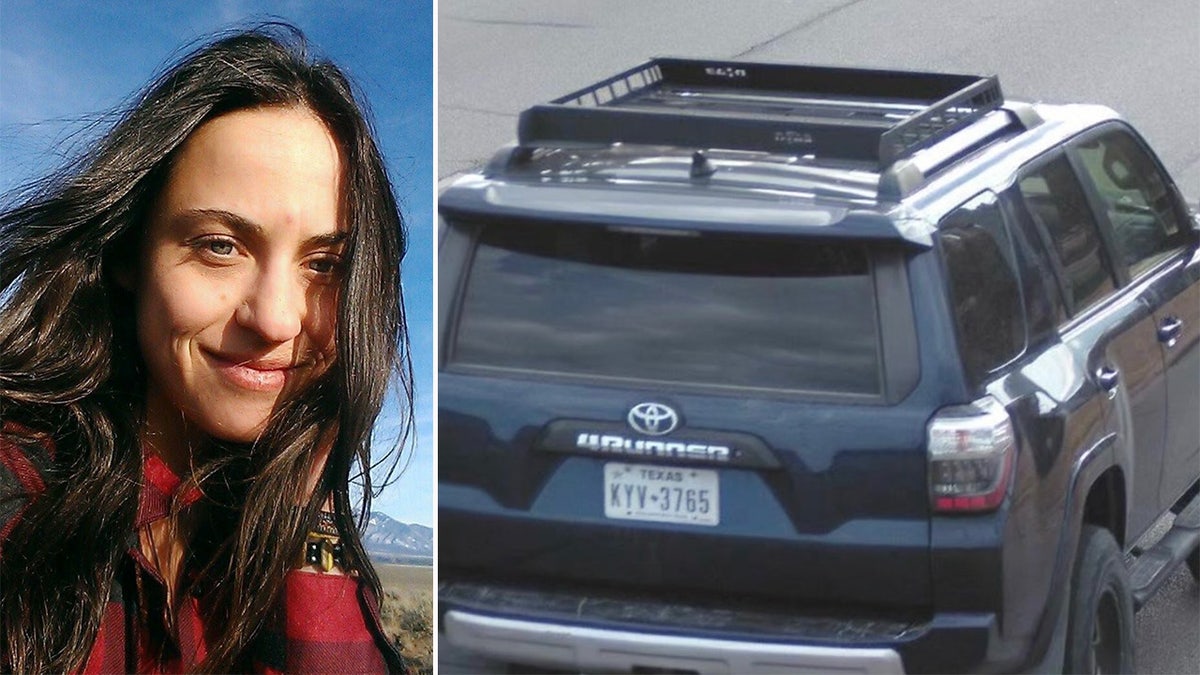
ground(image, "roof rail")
xmin=517 ymin=58 xmax=1009 ymax=171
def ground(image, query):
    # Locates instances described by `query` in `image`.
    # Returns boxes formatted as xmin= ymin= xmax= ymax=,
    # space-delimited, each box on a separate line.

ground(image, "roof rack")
xmin=516 ymin=58 xmax=1009 ymax=171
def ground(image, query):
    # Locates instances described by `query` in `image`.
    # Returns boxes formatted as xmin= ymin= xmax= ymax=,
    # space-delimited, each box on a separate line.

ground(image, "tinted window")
xmin=1018 ymin=156 xmax=1116 ymax=315
xmin=938 ymin=193 xmax=1024 ymax=387
xmin=453 ymin=221 xmax=883 ymax=395
xmin=1073 ymin=129 xmax=1188 ymax=277
xmin=1004 ymin=188 xmax=1067 ymax=338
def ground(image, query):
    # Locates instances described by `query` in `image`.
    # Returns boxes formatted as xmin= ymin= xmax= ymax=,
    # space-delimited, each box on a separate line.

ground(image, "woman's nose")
xmin=235 ymin=265 xmax=303 ymax=343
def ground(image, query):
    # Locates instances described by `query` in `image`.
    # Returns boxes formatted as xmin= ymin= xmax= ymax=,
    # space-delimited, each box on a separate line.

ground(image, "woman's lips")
xmin=207 ymin=352 xmax=294 ymax=392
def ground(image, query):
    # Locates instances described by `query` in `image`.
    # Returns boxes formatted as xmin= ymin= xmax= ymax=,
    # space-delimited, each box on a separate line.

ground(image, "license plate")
xmin=604 ymin=463 xmax=719 ymax=526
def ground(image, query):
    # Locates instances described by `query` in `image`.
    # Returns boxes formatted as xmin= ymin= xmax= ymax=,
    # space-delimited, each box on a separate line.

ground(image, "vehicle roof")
xmin=439 ymin=102 xmax=1122 ymax=247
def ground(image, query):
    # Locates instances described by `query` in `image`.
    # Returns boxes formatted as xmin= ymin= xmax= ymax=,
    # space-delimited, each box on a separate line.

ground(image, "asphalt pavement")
xmin=437 ymin=2 xmax=1200 ymax=672
xmin=439 ymin=0 xmax=1199 ymax=196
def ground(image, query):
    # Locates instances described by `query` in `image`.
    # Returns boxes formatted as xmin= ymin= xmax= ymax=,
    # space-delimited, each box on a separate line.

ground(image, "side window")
xmin=1002 ymin=188 xmax=1066 ymax=342
xmin=938 ymin=192 xmax=1024 ymax=388
xmin=1017 ymin=155 xmax=1116 ymax=316
xmin=1072 ymin=128 xmax=1188 ymax=277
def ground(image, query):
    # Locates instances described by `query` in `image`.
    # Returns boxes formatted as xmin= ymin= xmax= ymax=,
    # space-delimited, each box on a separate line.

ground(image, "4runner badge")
xmin=627 ymin=402 xmax=679 ymax=436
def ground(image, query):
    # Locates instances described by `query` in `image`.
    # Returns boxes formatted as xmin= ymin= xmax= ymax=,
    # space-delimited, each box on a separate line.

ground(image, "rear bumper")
xmin=444 ymin=609 xmax=906 ymax=674
xmin=439 ymin=580 xmax=1004 ymax=674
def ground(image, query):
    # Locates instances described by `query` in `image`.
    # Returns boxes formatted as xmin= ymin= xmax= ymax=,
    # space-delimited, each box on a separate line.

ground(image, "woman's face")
xmin=136 ymin=106 xmax=344 ymax=444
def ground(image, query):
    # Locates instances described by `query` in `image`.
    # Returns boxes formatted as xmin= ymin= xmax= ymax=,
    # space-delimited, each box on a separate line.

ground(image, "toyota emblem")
xmin=627 ymin=402 xmax=679 ymax=436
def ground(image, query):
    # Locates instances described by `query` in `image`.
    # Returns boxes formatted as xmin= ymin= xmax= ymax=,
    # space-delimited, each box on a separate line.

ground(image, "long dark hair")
xmin=0 ymin=24 xmax=413 ymax=672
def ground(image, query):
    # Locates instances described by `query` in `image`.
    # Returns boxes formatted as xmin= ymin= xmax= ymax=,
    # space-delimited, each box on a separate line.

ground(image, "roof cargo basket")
xmin=517 ymin=58 xmax=1008 ymax=171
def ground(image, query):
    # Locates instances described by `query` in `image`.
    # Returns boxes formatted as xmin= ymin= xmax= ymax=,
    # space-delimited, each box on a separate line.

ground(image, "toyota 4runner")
xmin=437 ymin=59 xmax=1200 ymax=674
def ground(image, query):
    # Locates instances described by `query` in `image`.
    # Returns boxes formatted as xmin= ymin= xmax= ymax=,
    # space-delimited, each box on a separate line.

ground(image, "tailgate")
xmin=440 ymin=375 xmax=934 ymax=608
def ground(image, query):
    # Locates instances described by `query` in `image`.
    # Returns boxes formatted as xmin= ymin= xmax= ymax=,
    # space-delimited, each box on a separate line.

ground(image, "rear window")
xmin=450 ymin=221 xmax=884 ymax=395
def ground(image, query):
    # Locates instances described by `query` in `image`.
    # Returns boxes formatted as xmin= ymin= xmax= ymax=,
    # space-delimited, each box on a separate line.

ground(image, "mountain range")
xmin=363 ymin=511 xmax=433 ymax=565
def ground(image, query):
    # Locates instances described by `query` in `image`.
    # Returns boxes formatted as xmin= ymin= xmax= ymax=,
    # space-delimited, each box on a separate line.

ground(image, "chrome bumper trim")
xmin=444 ymin=609 xmax=906 ymax=674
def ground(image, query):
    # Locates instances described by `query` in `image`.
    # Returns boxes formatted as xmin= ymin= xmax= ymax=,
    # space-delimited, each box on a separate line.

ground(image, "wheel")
xmin=1064 ymin=525 xmax=1135 ymax=674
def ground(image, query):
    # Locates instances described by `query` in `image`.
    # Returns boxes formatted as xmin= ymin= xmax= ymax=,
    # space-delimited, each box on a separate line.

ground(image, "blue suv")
xmin=437 ymin=59 xmax=1200 ymax=674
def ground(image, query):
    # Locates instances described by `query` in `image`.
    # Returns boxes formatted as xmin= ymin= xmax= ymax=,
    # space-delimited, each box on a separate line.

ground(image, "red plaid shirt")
xmin=0 ymin=423 xmax=405 ymax=673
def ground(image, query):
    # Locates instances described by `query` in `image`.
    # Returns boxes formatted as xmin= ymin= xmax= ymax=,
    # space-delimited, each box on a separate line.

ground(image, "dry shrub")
xmin=379 ymin=589 xmax=433 ymax=675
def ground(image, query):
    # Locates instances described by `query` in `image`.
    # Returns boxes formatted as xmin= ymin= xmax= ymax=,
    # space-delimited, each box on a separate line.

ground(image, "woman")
xmin=0 ymin=24 xmax=413 ymax=673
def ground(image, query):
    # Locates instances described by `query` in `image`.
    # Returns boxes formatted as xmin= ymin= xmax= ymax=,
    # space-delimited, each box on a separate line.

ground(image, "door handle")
xmin=1157 ymin=316 xmax=1183 ymax=347
xmin=1096 ymin=367 xmax=1120 ymax=397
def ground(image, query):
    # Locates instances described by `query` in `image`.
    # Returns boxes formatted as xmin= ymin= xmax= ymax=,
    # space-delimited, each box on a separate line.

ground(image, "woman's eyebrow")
xmin=176 ymin=208 xmax=265 ymax=238
xmin=304 ymin=231 xmax=348 ymax=249
xmin=175 ymin=208 xmax=345 ymax=247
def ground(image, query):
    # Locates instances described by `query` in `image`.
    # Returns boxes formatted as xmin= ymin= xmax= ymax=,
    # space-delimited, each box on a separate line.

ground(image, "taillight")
xmin=927 ymin=396 xmax=1015 ymax=513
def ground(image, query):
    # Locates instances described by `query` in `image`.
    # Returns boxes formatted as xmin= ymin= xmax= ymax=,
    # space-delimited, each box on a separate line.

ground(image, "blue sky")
xmin=0 ymin=0 xmax=434 ymax=526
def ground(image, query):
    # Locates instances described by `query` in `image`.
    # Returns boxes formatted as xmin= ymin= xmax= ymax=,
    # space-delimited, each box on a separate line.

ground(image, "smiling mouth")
xmin=206 ymin=351 xmax=301 ymax=392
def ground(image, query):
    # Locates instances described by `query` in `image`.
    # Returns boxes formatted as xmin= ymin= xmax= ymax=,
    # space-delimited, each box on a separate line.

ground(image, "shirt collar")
xmin=136 ymin=451 xmax=203 ymax=527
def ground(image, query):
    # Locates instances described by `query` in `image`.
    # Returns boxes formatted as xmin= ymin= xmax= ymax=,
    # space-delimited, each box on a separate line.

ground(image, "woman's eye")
xmin=308 ymin=256 xmax=343 ymax=275
xmin=207 ymin=240 xmax=235 ymax=256
xmin=191 ymin=237 xmax=238 ymax=259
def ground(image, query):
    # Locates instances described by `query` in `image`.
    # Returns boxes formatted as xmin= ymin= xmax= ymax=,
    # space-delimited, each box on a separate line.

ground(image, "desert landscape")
xmin=377 ymin=563 xmax=433 ymax=675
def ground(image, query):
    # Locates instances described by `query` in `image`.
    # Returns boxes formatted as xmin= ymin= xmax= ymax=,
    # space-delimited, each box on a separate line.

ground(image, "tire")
xmin=1064 ymin=525 xmax=1135 ymax=674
